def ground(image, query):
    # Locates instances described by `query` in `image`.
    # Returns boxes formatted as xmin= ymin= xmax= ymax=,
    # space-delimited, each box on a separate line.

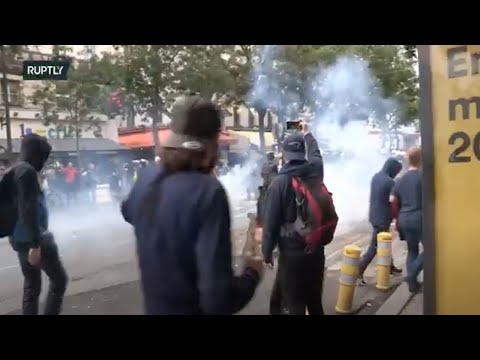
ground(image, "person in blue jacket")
xmin=121 ymin=96 xmax=264 ymax=315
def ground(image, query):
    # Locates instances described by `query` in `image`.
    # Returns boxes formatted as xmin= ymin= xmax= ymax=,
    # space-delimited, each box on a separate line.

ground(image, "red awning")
xmin=119 ymin=129 xmax=237 ymax=149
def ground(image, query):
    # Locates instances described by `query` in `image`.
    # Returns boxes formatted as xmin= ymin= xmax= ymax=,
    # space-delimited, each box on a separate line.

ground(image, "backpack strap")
xmin=291 ymin=176 xmax=305 ymax=207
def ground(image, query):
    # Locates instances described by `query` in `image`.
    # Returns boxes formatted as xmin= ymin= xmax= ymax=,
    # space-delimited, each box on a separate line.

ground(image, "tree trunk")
xmin=127 ymin=99 xmax=135 ymax=128
xmin=75 ymin=117 xmax=82 ymax=167
xmin=0 ymin=45 xmax=13 ymax=161
xmin=248 ymin=108 xmax=255 ymax=128
xmin=277 ymin=112 xmax=286 ymax=142
xmin=233 ymin=105 xmax=239 ymax=128
xmin=256 ymin=107 xmax=267 ymax=153
xmin=124 ymin=46 xmax=135 ymax=128
xmin=267 ymin=111 xmax=272 ymax=130
xmin=151 ymin=96 xmax=162 ymax=156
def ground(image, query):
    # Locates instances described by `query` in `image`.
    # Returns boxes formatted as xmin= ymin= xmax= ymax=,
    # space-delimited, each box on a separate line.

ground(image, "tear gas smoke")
xmin=220 ymin=47 xmax=401 ymax=234
xmin=310 ymin=57 xmax=393 ymax=232
xmin=219 ymin=155 xmax=263 ymax=227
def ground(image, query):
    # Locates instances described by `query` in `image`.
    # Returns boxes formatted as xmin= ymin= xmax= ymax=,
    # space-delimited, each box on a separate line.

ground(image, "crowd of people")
xmin=0 ymin=94 xmax=423 ymax=315
xmin=41 ymin=161 xmax=97 ymax=207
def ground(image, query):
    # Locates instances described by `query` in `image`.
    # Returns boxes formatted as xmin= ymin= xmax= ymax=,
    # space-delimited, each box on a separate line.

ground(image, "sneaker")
xmin=390 ymin=265 xmax=403 ymax=275
xmin=357 ymin=276 xmax=367 ymax=286
xmin=407 ymin=279 xmax=423 ymax=293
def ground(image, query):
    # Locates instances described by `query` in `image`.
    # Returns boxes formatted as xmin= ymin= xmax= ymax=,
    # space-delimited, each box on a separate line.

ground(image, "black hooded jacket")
xmin=261 ymin=132 xmax=324 ymax=260
xmin=368 ymin=157 xmax=402 ymax=228
xmin=10 ymin=134 xmax=52 ymax=251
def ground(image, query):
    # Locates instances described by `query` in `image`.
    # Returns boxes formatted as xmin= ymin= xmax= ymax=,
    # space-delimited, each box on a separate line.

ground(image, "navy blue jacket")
xmin=122 ymin=164 xmax=260 ymax=315
xmin=368 ymin=158 xmax=402 ymax=229
xmin=261 ymin=132 xmax=324 ymax=260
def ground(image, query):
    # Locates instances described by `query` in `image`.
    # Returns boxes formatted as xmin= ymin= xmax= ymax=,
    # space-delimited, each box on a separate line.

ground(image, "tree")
xmin=164 ymin=44 xmax=419 ymax=151
xmin=31 ymin=57 xmax=107 ymax=162
xmin=274 ymin=45 xmax=419 ymax=128
xmin=180 ymin=45 xmax=276 ymax=151
xmin=120 ymin=45 xmax=191 ymax=154
xmin=0 ymin=45 xmax=24 ymax=159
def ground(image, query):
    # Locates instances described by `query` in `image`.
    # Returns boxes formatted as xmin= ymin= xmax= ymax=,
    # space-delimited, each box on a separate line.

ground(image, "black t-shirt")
xmin=392 ymin=169 xmax=422 ymax=222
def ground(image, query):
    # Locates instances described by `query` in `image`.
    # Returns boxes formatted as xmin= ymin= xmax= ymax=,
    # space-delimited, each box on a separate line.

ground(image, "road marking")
xmin=0 ymin=265 xmax=18 ymax=272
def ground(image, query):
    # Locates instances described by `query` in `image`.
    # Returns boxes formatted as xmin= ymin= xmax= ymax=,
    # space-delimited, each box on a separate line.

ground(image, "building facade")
xmin=0 ymin=48 xmax=121 ymax=148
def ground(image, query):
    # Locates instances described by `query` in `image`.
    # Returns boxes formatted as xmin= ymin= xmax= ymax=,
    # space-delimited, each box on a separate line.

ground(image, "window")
xmin=0 ymin=80 xmax=22 ymax=106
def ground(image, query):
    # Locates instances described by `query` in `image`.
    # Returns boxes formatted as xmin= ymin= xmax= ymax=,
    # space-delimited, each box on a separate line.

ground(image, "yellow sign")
xmin=421 ymin=45 xmax=480 ymax=314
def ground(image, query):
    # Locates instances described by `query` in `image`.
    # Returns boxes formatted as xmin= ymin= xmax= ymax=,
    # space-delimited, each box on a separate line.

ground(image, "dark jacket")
xmin=261 ymin=132 xmax=324 ymax=261
xmin=261 ymin=160 xmax=278 ymax=190
xmin=368 ymin=158 xmax=402 ymax=229
xmin=121 ymin=164 xmax=260 ymax=315
xmin=9 ymin=135 xmax=52 ymax=252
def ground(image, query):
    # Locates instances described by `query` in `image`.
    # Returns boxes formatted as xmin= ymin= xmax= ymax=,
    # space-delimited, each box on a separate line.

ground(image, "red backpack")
xmin=288 ymin=176 xmax=339 ymax=250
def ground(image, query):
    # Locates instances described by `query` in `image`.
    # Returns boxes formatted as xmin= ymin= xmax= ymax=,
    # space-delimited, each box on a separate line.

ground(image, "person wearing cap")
xmin=261 ymin=121 xmax=326 ymax=315
xmin=121 ymin=95 xmax=264 ymax=315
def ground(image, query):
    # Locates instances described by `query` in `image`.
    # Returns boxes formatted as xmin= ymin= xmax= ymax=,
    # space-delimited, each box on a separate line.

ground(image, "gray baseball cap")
xmin=163 ymin=95 xmax=222 ymax=151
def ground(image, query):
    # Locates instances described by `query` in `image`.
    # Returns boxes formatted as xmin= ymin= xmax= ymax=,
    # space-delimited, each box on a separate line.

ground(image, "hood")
xmin=382 ymin=157 xmax=402 ymax=179
xmin=19 ymin=134 xmax=52 ymax=171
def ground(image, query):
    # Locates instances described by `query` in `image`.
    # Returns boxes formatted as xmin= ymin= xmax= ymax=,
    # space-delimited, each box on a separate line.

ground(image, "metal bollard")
xmin=376 ymin=232 xmax=393 ymax=291
xmin=335 ymin=244 xmax=361 ymax=314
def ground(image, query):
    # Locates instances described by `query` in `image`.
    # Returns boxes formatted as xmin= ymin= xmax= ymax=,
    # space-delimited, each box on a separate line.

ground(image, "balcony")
xmin=0 ymin=55 xmax=23 ymax=76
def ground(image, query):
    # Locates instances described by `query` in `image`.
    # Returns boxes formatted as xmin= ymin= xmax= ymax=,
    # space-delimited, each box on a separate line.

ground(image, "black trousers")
xmin=17 ymin=234 xmax=68 ymax=315
xmin=270 ymin=248 xmax=325 ymax=315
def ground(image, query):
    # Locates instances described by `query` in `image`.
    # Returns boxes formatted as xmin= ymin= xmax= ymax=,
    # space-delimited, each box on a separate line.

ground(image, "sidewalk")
xmin=7 ymin=268 xmax=402 ymax=315
xmin=400 ymin=292 xmax=423 ymax=315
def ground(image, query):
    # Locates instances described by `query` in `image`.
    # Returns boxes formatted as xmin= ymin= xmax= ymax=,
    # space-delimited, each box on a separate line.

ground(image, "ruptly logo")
xmin=22 ymin=61 xmax=70 ymax=80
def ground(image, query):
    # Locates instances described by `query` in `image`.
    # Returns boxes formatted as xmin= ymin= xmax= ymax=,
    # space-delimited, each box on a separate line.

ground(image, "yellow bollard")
xmin=376 ymin=232 xmax=393 ymax=291
xmin=335 ymin=244 xmax=361 ymax=314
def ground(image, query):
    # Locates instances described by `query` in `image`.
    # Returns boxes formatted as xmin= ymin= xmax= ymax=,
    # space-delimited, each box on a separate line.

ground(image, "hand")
xmin=254 ymin=227 xmax=263 ymax=243
xmin=28 ymin=247 xmax=41 ymax=267
xmin=264 ymin=256 xmax=274 ymax=269
xmin=300 ymin=121 xmax=310 ymax=135
xmin=244 ymin=256 xmax=265 ymax=279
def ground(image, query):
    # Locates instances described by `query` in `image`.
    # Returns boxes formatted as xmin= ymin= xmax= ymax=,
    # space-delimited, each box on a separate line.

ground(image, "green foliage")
xmin=30 ymin=58 xmax=108 ymax=141
xmin=28 ymin=44 xmax=419 ymax=154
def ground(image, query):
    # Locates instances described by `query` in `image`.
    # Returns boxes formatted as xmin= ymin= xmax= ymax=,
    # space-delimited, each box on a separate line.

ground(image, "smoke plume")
xmin=221 ymin=47 xmax=401 ymax=234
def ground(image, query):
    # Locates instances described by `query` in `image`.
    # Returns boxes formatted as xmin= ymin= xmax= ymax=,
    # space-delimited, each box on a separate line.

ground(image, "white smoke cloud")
xmin=309 ymin=57 xmax=394 ymax=229
xmin=221 ymin=48 xmax=400 ymax=232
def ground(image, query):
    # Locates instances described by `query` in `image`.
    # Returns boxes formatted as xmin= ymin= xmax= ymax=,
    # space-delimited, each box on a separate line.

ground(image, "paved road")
xmin=0 ymin=199 xmax=257 ymax=314
xmin=0 ymin=197 xmax=372 ymax=315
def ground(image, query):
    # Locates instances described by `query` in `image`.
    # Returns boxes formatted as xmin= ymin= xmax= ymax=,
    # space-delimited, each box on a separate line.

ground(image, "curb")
xmin=375 ymin=282 xmax=414 ymax=315
xmin=375 ymin=270 xmax=423 ymax=315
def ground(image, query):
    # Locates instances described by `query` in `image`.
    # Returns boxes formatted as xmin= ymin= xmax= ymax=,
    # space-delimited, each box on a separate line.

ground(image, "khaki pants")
xmin=242 ymin=214 xmax=262 ymax=258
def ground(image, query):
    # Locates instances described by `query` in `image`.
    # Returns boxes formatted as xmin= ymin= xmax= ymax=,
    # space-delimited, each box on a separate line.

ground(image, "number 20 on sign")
xmin=445 ymin=46 xmax=480 ymax=163
xmin=425 ymin=45 xmax=480 ymax=315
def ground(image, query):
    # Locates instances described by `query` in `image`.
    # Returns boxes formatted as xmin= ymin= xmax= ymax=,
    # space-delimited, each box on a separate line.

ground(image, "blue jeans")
xmin=400 ymin=219 xmax=423 ymax=286
xmin=405 ymin=230 xmax=423 ymax=284
xmin=359 ymin=226 xmax=390 ymax=275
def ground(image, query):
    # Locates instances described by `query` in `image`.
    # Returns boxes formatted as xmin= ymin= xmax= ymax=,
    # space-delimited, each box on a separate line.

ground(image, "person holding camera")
xmin=262 ymin=120 xmax=337 ymax=315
